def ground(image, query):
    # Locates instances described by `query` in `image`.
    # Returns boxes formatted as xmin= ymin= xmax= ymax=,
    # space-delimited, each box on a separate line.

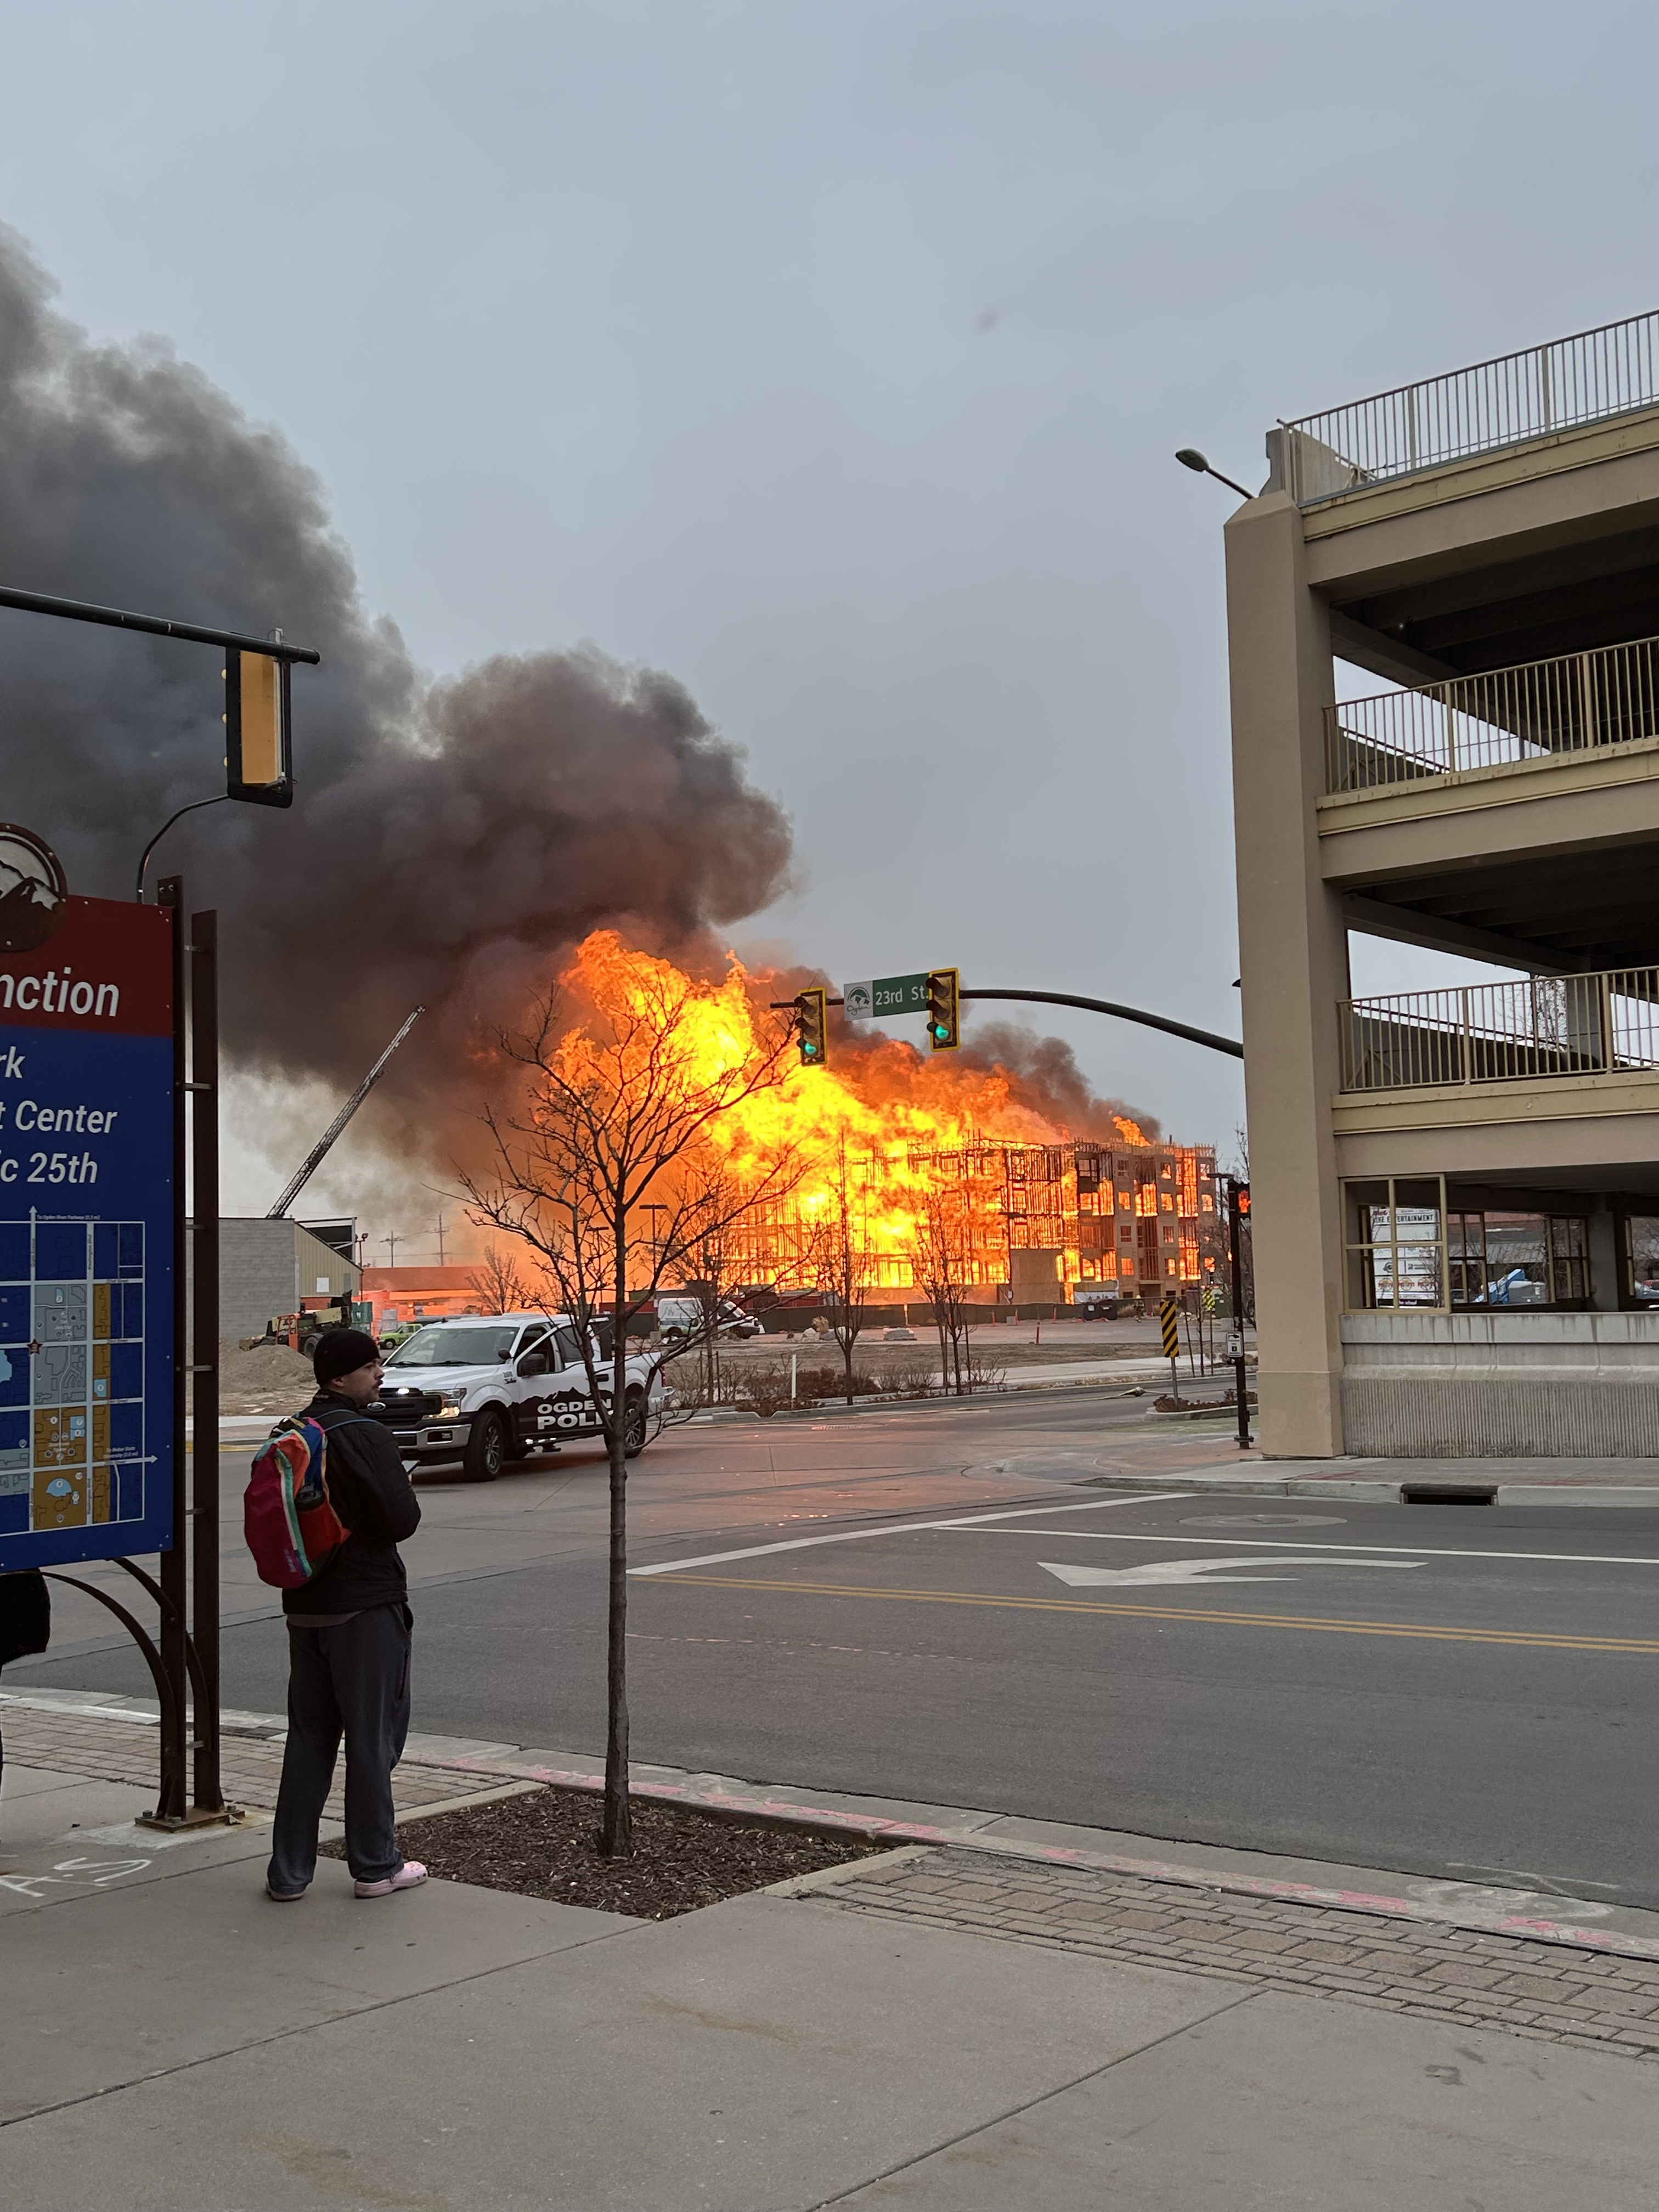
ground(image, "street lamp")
xmin=1175 ymin=448 xmax=1256 ymax=501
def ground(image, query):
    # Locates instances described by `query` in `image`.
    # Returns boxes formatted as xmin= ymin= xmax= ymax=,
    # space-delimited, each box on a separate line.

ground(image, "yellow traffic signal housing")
xmin=926 ymin=967 xmax=960 ymax=1051
xmin=797 ymin=986 xmax=827 ymax=1067
xmin=224 ymin=650 xmax=294 ymax=808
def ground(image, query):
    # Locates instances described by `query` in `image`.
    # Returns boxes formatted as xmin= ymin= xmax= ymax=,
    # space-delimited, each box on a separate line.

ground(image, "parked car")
xmin=368 ymin=1310 xmax=663 ymax=1481
xmin=654 ymin=1294 xmax=764 ymax=1340
xmin=1485 ymin=1267 xmax=1548 ymax=1306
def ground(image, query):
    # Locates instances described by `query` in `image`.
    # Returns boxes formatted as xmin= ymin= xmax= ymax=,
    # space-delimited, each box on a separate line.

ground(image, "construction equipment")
xmin=266 ymin=1007 xmax=425 ymax=1220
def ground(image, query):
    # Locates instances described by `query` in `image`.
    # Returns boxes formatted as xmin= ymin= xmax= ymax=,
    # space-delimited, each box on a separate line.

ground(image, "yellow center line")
xmin=644 ymin=1573 xmax=1659 ymax=1654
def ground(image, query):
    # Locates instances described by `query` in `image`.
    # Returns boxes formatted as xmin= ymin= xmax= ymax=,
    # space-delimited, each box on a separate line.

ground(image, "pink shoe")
xmin=354 ymin=1859 xmax=428 ymax=1899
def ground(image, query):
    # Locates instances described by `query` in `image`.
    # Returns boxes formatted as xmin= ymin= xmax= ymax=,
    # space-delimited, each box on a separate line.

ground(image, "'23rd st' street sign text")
xmin=842 ymin=973 xmax=929 ymax=1022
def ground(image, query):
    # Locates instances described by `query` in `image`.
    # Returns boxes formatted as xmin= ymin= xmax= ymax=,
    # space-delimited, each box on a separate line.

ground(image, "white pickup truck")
xmin=366 ymin=1310 xmax=663 ymax=1481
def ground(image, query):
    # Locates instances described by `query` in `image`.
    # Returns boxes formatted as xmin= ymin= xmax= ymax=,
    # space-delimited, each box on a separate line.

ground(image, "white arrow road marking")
xmin=1039 ymin=1556 xmax=1425 ymax=1588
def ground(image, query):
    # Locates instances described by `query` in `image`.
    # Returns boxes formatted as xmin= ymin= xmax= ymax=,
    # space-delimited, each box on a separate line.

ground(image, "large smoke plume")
xmin=0 ymin=228 xmax=790 ymax=1171
xmin=0 ymin=227 xmax=1156 ymax=1214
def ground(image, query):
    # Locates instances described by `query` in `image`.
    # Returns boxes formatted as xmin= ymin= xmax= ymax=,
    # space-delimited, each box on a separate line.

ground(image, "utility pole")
xmin=433 ymin=1214 xmax=447 ymax=1266
xmin=383 ymin=1231 xmax=399 ymax=1268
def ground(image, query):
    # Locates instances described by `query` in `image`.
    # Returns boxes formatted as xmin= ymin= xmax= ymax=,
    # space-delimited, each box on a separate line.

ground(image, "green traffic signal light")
xmin=797 ymin=986 xmax=828 ymax=1067
xmin=926 ymin=968 xmax=960 ymax=1053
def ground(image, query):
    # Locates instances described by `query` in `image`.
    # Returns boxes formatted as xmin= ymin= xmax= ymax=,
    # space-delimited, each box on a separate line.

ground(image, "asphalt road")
xmin=13 ymin=1390 xmax=1659 ymax=1906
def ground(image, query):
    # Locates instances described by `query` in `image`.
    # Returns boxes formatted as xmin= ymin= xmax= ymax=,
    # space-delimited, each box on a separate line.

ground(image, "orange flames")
xmin=556 ymin=930 xmax=1199 ymax=1295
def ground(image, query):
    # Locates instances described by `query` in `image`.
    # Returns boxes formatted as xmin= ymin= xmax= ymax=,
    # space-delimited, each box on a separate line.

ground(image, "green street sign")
xmin=843 ymin=973 xmax=929 ymax=1022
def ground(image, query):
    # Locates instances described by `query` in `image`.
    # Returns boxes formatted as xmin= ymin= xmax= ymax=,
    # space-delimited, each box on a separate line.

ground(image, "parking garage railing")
xmin=1340 ymin=968 xmax=1659 ymax=1092
xmin=1278 ymin=308 xmax=1659 ymax=504
xmin=1325 ymin=633 xmax=1659 ymax=794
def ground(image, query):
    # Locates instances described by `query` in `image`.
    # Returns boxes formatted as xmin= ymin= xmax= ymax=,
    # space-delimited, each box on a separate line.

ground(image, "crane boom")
xmin=266 ymin=1006 xmax=426 ymax=1220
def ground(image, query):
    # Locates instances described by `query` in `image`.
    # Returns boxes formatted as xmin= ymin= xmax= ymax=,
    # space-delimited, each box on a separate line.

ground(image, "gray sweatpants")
xmin=267 ymin=1602 xmax=412 ymax=1892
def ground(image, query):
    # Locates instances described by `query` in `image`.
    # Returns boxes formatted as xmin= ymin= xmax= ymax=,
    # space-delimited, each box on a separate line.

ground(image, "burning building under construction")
xmin=509 ymin=933 xmax=1226 ymax=1312
xmin=725 ymin=1136 xmax=1220 ymax=1306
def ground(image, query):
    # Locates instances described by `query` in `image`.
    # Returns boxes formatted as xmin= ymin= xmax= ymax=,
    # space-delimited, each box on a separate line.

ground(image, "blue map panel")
xmin=0 ymin=925 xmax=174 ymax=1568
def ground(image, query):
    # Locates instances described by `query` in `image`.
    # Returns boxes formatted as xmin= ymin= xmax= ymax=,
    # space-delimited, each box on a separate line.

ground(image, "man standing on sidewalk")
xmin=267 ymin=1327 xmax=428 ymax=1903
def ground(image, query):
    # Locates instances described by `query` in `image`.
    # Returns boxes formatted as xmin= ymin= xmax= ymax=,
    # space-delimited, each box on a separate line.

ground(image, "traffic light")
xmin=1236 ymin=1183 xmax=1250 ymax=1220
xmin=926 ymin=967 xmax=960 ymax=1052
xmin=224 ymin=650 xmax=294 ymax=808
xmin=797 ymin=986 xmax=827 ymax=1067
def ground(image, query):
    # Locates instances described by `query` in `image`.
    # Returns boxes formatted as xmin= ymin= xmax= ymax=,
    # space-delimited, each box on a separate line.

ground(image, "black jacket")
xmin=283 ymin=1391 xmax=422 ymax=1618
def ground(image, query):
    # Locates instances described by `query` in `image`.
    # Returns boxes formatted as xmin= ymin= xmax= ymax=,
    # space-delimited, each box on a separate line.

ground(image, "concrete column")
xmin=1588 ymin=1204 xmax=1621 ymax=1311
xmin=1225 ymin=493 xmax=1348 ymax=1456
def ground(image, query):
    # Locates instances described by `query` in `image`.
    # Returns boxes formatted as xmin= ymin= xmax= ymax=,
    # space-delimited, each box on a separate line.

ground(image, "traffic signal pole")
xmin=1226 ymin=1178 xmax=1252 ymax=1449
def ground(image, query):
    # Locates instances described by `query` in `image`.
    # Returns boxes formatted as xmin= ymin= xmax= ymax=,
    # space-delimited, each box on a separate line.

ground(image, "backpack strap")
xmin=309 ymin=1406 xmax=384 ymax=1435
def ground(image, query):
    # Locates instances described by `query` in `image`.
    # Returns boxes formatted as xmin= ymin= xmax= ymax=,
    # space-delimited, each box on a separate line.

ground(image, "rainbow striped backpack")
xmin=244 ymin=1414 xmax=359 ymax=1588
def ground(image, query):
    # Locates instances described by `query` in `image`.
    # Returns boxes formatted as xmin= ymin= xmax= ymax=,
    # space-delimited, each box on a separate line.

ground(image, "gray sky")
xmin=3 ymin=0 xmax=1655 ymax=1234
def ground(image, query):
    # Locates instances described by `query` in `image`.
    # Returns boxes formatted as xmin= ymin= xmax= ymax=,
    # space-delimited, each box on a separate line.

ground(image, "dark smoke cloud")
xmin=957 ymin=1022 xmax=1161 ymax=1144
xmin=0 ymin=226 xmax=793 ymax=1166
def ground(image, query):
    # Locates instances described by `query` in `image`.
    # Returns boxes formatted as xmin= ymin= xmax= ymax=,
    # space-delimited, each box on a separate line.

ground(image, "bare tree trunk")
xmin=600 ymin=1231 xmax=631 ymax=1858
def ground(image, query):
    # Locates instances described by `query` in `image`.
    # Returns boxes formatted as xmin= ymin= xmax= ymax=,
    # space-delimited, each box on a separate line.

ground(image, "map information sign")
xmin=0 ymin=894 xmax=175 ymax=1569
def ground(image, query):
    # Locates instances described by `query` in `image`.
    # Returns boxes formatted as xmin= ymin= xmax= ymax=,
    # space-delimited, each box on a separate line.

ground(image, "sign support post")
xmin=190 ymin=906 xmax=222 ymax=1814
xmin=156 ymin=877 xmax=190 ymax=1822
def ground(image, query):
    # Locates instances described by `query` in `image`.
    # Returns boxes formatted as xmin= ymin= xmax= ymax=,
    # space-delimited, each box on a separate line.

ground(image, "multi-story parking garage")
xmin=1227 ymin=313 xmax=1659 ymax=1456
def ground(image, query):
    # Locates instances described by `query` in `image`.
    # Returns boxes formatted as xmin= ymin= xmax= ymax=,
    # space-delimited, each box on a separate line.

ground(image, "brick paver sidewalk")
xmin=807 ymin=1848 xmax=1659 ymax=2063
xmin=0 ymin=1698 xmax=487 ymax=1819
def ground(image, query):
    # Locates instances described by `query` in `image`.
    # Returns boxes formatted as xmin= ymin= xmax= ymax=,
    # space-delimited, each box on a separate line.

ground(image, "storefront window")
xmin=1444 ymin=1208 xmax=1592 ymax=1307
xmin=1344 ymin=1178 xmax=1446 ymax=1309
xmin=1628 ymin=1218 xmax=1659 ymax=1306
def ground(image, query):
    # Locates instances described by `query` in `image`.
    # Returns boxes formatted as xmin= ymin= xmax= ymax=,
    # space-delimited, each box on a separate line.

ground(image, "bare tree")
xmin=467 ymin=1242 xmax=535 ymax=1314
xmin=460 ymin=969 xmax=798 ymax=1857
xmin=805 ymin=1139 xmax=874 ymax=1406
xmin=911 ymin=1180 xmax=974 ymax=1396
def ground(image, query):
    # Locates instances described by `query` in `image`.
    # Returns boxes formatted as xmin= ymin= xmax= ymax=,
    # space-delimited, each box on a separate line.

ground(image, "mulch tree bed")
xmin=324 ymin=1782 xmax=893 ymax=1918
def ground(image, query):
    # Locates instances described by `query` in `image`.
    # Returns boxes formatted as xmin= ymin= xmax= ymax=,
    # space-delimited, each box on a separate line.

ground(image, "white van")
xmin=655 ymin=1294 xmax=764 ymax=1340
xmin=368 ymin=1311 xmax=663 ymax=1481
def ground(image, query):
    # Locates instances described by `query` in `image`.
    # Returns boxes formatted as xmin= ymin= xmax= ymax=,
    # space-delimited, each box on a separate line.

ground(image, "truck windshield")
xmin=388 ymin=1325 xmax=518 ymax=1367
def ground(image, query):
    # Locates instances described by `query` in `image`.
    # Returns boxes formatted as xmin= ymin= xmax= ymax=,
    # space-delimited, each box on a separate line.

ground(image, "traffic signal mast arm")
xmin=960 ymin=989 xmax=1242 ymax=1060
xmin=768 ymin=985 xmax=1242 ymax=1060
xmin=0 ymin=583 xmax=317 ymax=816
xmin=0 ymin=583 xmax=320 ymax=663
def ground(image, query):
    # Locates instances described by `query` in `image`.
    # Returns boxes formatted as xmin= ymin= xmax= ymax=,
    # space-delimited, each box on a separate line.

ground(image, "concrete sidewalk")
xmin=6 ymin=1741 xmax=1659 ymax=2207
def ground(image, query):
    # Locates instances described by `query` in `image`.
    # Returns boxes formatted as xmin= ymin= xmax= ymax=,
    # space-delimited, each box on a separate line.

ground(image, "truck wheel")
xmin=622 ymin=1391 xmax=648 ymax=1459
xmin=464 ymin=1407 xmax=507 ymax=1483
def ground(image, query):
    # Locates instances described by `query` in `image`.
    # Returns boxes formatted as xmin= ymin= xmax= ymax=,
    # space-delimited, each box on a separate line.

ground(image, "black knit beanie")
xmin=312 ymin=1327 xmax=381 ymax=1386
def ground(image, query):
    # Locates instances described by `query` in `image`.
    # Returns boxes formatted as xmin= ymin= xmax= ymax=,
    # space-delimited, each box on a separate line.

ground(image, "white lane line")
xmin=628 ymin=1493 xmax=1194 ymax=1577
xmin=1041 ymin=1556 xmax=1424 ymax=1588
xmin=947 ymin=1528 xmax=1659 ymax=1569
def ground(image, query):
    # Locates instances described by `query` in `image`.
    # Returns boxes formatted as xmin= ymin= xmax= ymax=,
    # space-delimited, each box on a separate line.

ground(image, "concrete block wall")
xmin=188 ymin=1219 xmax=363 ymax=1345
xmin=1338 ymin=1313 xmax=1659 ymax=1455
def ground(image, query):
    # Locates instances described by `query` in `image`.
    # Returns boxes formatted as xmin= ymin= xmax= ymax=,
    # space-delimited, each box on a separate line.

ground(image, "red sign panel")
xmin=0 ymin=899 xmax=172 ymax=1038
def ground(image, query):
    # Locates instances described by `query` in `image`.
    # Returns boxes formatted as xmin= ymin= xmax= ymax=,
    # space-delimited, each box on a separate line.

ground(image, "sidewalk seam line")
xmin=0 ymin=1915 xmax=652 ymax=2134
xmin=804 ymin=1986 xmax=1261 ymax=2208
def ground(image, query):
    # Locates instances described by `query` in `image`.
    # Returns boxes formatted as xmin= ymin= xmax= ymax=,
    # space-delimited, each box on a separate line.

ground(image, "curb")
xmin=16 ymin=1684 xmax=1659 ymax=1967
xmin=689 ymin=1379 xmax=1160 ymax=1424
xmin=1066 ymin=1469 xmax=1659 ymax=1509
